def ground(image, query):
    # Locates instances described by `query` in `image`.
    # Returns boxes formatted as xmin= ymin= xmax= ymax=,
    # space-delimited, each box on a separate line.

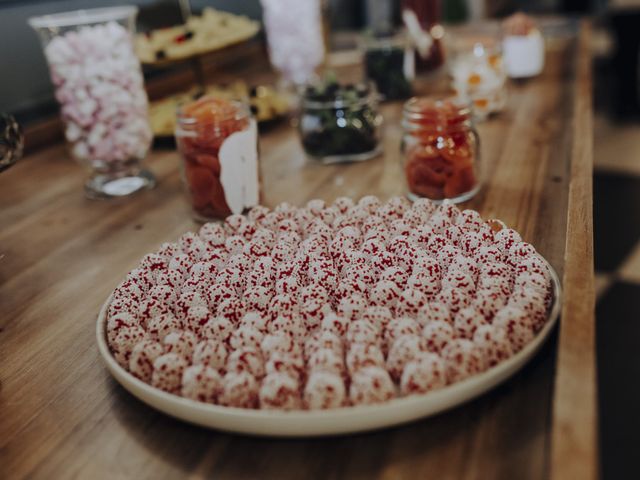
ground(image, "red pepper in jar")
xmin=402 ymin=97 xmax=480 ymax=202
xmin=176 ymin=96 xmax=255 ymax=221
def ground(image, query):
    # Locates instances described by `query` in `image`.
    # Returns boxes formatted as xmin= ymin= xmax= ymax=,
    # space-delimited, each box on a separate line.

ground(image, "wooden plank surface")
xmin=551 ymin=22 xmax=598 ymax=480
xmin=0 ymin=24 xmax=594 ymax=480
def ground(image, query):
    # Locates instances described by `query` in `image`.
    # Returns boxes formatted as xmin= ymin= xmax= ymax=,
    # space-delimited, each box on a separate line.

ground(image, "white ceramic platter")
xmin=96 ymin=266 xmax=561 ymax=437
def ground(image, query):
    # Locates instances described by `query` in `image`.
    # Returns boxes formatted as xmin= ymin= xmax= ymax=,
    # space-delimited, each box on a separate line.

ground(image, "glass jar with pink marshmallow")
xmin=29 ymin=7 xmax=155 ymax=198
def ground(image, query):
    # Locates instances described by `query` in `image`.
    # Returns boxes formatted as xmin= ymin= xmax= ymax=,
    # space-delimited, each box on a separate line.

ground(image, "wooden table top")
xmin=0 ymin=23 xmax=596 ymax=480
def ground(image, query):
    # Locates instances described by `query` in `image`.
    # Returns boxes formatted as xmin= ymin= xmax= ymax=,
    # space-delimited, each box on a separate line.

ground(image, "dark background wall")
xmin=0 ymin=0 xmax=262 ymax=115
xmin=0 ymin=0 xmax=588 ymax=117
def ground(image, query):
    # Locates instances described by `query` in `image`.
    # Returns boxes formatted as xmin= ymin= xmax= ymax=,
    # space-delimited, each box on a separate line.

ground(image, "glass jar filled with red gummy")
xmin=175 ymin=96 xmax=258 ymax=221
xmin=401 ymin=96 xmax=480 ymax=203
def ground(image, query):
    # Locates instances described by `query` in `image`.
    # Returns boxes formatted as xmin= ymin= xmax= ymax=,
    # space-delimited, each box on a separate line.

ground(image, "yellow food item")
xmin=488 ymin=54 xmax=502 ymax=70
xmin=467 ymin=73 xmax=482 ymax=86
xmin=473 ymin=98 xmax=489 ymax=109
xmin=148 ymin=82 xmax=290 ymax=137
xmin=136 ymin=8 xmax=260 ymax=64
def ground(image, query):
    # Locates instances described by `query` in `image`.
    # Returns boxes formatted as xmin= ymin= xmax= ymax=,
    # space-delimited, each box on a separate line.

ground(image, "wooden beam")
xmin=551 ymin=20 xmax=598 ymax=480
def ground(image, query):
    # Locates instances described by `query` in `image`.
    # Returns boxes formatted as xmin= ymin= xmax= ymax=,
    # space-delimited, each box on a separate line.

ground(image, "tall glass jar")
xmin=175 ymin=96 xmax=259 ymax=222
xmin=260 ymin=0 xmax=325 ymax=88
xmin=447 ymin=23 xmax=507 ymax=120
xmin=401 ymin=96 xmax=480 ymax=203
xmin=29 ymin=7 xmax=154 ymax=198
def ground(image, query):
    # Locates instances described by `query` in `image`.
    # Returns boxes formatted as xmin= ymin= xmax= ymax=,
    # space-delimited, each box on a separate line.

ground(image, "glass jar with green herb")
xmin=299 ymin=80 xmax=383 ymax=164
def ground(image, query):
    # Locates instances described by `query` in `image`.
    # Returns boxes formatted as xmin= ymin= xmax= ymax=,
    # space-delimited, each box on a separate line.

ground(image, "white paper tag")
xmin=219 ymin=119 xmax=259 ymax=214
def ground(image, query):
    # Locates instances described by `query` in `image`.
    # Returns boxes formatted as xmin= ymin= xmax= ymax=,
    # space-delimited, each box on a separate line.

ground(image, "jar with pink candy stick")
xmin=260 ymin=0 xmax=326 ymax=87
xmin=29 ymin=7 xmax=155 ymax=198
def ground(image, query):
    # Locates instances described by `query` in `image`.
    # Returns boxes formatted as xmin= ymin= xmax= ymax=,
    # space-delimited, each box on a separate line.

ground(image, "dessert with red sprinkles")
xmin=106 ymin=196 xmax=555 ymax=410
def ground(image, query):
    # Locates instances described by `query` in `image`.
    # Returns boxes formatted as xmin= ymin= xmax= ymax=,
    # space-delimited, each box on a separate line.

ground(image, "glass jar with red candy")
xmin=401 ymin=96 xmax=480 ymax=203
xmin=175 ymin=96 xmax=259 ymax=221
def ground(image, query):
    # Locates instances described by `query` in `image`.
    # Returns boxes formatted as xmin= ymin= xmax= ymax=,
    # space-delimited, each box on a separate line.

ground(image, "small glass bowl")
xmin=298 ymin=82 xmax=384 ymax=164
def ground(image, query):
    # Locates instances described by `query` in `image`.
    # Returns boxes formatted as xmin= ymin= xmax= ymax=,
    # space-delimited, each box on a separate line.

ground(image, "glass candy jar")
xmin=29 ymin=7 xmax=154 ymax=198
xmin=299 ymin=81 xmax=383 ymax=164
xmin=260 ymin=0 xmax=325 ymax=87
xmin=447 ymin=23 xmax=507 ymax=120
xmin=502 ymin=13 xmax=545 ymax=79
xmin=401 ymin=96 xmax=480 ymax=203
xmin=450 ymin=43 xmax=507 ymax=120
xmin=175 ymin=96 xmax=259 ymax=222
